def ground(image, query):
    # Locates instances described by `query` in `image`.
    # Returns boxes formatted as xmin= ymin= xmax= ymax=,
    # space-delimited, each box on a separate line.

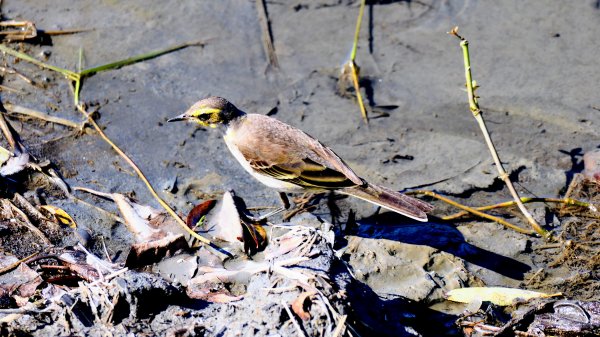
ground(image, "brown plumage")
xmin=168 ymin=97 xmax=433 ymax=221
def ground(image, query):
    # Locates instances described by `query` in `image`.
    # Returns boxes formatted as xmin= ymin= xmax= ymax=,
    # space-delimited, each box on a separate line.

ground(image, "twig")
xmin=0 ymin=65 xmax=35 ymax=85
xmin=448 ymin=27 xmax=549 ymax=238
xmin=332 ymin=314 xmax=348 ymax=337
xmin=442 ymin=197 xmax=594 ymax=220
xmin=255 ymin=0 xmax=279 ymax=69
xmin=0 ymin=251 xmax=42 ymax=276
xmin=0 ymin=307 xmax=53 ymax=314
xmin=281 ymin=300 xmax=306 ymax=337
xmin=524 ymin=268 xmax=544 ymax=286
xmin=2 ymin=199 xmax=52 ymax=245
xmin=71 ymin=194 xmax=125 ymax=223
xmin=350 ymin=0 xmax=365 ymax=64
xmin=74 ymin=105 xmax=216 ymax=248
xmin=41 ymin=28 xmax=92 ymax=36
xmin=0 ymin=84 xmax=23 ymax=93
xmin=409 ymin=190 xmax=533 ymax=234
xmin=0 ymin=111 xmax=17 ymax=150
xmin=4 ymin=103 xmax=81 ymax=128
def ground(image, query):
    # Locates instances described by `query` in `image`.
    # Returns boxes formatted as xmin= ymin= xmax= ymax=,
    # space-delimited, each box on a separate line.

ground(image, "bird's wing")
xmin=233 ymin=115 xmax=363 ymax=189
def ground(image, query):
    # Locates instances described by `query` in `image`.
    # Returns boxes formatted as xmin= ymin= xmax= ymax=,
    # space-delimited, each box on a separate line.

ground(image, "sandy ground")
xmin=1 ymin=0 xmax=599 ymax=336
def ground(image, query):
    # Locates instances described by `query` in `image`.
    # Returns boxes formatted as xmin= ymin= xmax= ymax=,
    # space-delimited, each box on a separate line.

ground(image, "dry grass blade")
xmin=409 ymin=190 xmax=533 ymax=234
xmin=0 ymin=251 xmax=41 ymax=276
xmin=332 ymin=314 xmax=347 ymax=337
xmin=448 ymin=27 xmax=549 ymax=238
xmin=281 ymin=300 xmax=307 ymax=337
xmin=255 ymin=0 xmax=279 ymax=69
xmin=442 ymin=197 xmax=594 ymax=221
xmin=5 ymin=103 xmax=81 ymax=129
xmin=346 ymin=0 xmax=368 ymax=124
xmin=0 ymin=111 xmax=18 ymax=151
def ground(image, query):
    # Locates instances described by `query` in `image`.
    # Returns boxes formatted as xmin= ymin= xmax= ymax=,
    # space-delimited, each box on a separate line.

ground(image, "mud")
xmin=0 ymin=0 xmax=599 ymax=336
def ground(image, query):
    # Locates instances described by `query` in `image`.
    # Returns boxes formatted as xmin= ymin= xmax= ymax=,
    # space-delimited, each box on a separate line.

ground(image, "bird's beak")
xmin=167 ymin=113 xmax=188 ymax=123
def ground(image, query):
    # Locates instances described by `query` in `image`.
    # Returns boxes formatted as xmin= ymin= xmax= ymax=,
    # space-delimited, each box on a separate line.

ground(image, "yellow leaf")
xmin=446 ymin=287 xmax=561 ymax=306
xmin=40 ymin=205 xmax=77 ymax=228
xmin=0 ymin=146 xmax=11 ymax=165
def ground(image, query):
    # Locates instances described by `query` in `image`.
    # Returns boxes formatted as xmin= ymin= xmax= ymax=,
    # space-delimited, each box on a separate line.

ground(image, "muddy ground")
xmin=0 ymin=0 xmax=599 ymax=336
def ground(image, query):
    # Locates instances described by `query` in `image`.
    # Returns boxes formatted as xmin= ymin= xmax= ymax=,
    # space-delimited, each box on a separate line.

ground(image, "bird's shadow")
xmin=331 ymin=259 xmax=460 ymax=337
xmin=346 ymin=212 xmax=531 ymax=280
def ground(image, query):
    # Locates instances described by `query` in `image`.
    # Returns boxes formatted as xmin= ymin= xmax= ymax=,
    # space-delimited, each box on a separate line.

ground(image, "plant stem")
xmin=410 ymin=190 xmax=533 ymax=234
xmin=350 ymin=0 xmax=366 ymax=62
xmin=449 ymin=27 xmax=550 ymax=238
xmin=348 ymin=0 xmax=368 ymax=124
xmin=0 ymin=44 xmax=79 ymax=81
xmin=442 ymin=197 xmax=593 ymax=220
xmin=75 ymin=105 xmax=228 ymax=253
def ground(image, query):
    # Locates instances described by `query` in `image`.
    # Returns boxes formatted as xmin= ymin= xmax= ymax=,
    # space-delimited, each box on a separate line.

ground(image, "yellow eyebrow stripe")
xmin=199 ymin=108 xmax=221 ymax=114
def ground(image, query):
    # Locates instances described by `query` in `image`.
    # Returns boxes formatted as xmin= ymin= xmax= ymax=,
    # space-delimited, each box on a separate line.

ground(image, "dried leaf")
xmin=40 ymin=205 xmax=77 ymax=228
xmin=186 ymin=191 xmax=243 ymax=244
xmin=264 ymin=233 xmax=305 ymax=260
xmin=186 ymin=199 xmax=217 ymax=229
xmin=125 ymin=234 xmax=188 ymax=268
xmin=583 ymin=149 xmax=600 ymax=182
xmin=242 ymin=221 xmax=268 ymax=255
xmin=0 ymin=151 xmax=29 ymax=176
xmin=0 ymin=146 xmax=11 ymax=165
xmin=291 ymin=291 xmax=316 ymax=320
xmin=446 ymin=287 xmax=562 ymax=306
xmin=0 ymin=259 xmax=43 ymax=304
xmin=186 ymin=281 xmax=244 ymax=303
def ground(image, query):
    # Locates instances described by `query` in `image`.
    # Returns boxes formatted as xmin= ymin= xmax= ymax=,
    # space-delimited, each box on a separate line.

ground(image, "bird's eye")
xmin=198 ymin=114 xmax=210 ymax=121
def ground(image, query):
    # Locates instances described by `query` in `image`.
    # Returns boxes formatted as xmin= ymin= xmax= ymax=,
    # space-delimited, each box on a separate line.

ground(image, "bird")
xmin=168 ymin=96 xmax=433 ymax=221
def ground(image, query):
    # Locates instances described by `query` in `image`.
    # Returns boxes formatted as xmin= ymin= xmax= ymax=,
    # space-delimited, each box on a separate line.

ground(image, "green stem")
xmin=350 ymin=0 xmax=366 ymax=62
xmin=79 ymin=41 xmax=200 ymax=76
xmin=0 ymin=44 xmax=79 ymax=81
xmin=452 ymin=29 xmax=551 ymax=239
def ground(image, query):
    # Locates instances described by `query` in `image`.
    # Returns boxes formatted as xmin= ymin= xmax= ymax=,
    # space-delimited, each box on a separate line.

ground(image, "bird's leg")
xmin=257 ymin=192 xmax=290 ymax=220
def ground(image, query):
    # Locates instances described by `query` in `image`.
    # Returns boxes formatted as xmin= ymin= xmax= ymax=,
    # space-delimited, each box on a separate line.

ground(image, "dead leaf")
xmin=40 ymin=205 xmax=77 ymax=228
xmin=0 ymin=151 xmax=29 ymax=176
xmin=75 ymin=187 xmax=167 ymax=242
xmin=242 ymin=220 xmax=268 ymax=255
xmin=186 ymin=199 xmax=217 ymax=229
xmin=584 ymin=149 xmax=600 ymax=182
xmin=446 ymin=287 xmax=562 ymax=306
xmin=291 ymin=291 xmax=316 ymax=320
xmin=264 ymin=233 xmax=305 ymax=260
xmin=186 ymin=281 xmax=244 ymax=303
xmin=0 ymin=146 xmax=10 ymax=165
xmin=125 ymin=234 xmax=188 ymax=268
xmin=195 ymin=191 xmax=243 ymax=243
xmin=0 ymin=257 xmax=43 ymax=305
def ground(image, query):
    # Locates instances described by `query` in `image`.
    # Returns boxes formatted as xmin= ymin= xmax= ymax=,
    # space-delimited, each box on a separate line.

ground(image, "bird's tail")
xmin=341 ymin=183 xmax=433 ymax=221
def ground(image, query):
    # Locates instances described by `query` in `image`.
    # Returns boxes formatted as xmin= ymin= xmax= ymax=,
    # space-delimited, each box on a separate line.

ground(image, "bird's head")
xmin=168 ymin=96 xmax=243 ymax=128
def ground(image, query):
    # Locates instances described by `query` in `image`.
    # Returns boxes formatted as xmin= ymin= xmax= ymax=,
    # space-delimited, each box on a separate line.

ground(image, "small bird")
xmin=168 ymin=97 xmax=433 ymax=221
